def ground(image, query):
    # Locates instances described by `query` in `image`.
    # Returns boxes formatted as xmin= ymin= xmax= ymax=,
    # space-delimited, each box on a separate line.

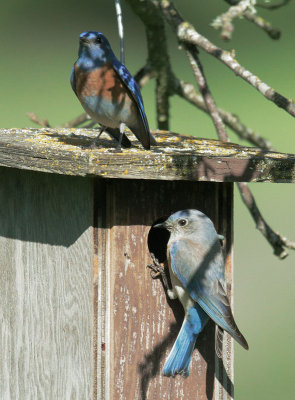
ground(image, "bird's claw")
xmin=146 ymin=253 xmax=165 ymax=280
xmin=146 ymin=253 xmax=172 ymax=294
xmin=146 ymin=263 xmax=164 ymax=280
xmin=150 ymin=270 xmax=161 ymax=279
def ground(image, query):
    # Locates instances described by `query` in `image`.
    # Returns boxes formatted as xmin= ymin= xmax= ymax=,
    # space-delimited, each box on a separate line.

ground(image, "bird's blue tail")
xmin=162 ymin=304 xmax=209 ymax=377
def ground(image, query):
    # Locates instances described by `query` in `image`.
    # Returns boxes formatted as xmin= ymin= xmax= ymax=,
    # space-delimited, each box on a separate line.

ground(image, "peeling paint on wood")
xmin=0 ymin=128 xmax=294 ymax=182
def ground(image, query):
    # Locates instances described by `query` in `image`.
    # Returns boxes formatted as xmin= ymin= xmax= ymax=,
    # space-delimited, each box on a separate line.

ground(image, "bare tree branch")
xmin=184 ymin=44 xmax=228 ymax=141
xmin=238 ymin=182 xmax=295 ymax=258
xmin=175 ymin=21 xmax=293 ymax=257
xmin=215 ymin=0 xmax=281 ymax=41
xmin=129 ymin=0 xmax=276 ymax=147
xmin=132 ymin=61 xmax=275 ymax=149
xmin=134 ymin=64 xmax=156 ymax=87
xmin=212 ymin=0 xmax=256 ymax=41
xmin=26 ymin=112 xmax=51 ymax=128
xmin=173 ymin=78 xmax=276 ymax=150
xmin=128 ymin=0 xmax=173 ymax=130
xmin=130 ymin=59 xmax=276 ymax=149
xmin=159 ymin=0 xmax=295 ymax=118
xmin=244 ymin=11 xmax=281 ymax=39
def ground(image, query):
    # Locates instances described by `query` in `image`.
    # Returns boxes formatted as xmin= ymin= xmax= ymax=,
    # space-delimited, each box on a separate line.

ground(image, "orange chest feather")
xmin=74 ymin=63 xmax=133 ymax=104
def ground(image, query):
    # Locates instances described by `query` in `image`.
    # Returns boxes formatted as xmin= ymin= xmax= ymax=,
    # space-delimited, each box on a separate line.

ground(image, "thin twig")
xmin=134 ymin=64 xmax=156 ymax=88
xmin=173 ymin=78 xmax=276 ymax=150
xmin=244 ymin=11 xmax=281 ymax=39
xmin=212 ymin=0 xmax=256 ymax=41
xmin=26 ymin=112 xmax=51 ymax=128
xmin=159 ymin=0 xmax=295 ymax=118
xmin=214 ymin=0 xmax=281 ymax=41
xmin=184 ymin=45 xmax=228 ymax=141
xmin=237 ymin=182 xmax=295 ymax=258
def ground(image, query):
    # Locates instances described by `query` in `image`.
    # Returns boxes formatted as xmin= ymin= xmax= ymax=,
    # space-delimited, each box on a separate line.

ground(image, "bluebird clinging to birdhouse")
xmin=71 ymin=31 xmax=157 ymax=149
xmin=154 ymin=209 xmax=248 ymax=377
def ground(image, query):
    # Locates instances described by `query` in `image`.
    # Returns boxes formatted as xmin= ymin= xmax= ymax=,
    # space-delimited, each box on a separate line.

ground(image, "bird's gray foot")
xmin=96 ymin=125 xmax=105 ymax=139
xmin=117 ymin=122 xmax=126 ymax=150
xmin=147 ymin=253 xmax=165 ymax=279
xmin=89 ymin=125 xmax=106 ymax=148
xmin=146 ymin=253 xmax=170 ymax=292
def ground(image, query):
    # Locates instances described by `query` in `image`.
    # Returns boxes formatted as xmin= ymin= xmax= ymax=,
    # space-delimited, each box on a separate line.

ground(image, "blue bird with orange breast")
xmin=154 ymin=209 xmax=248 ymax=377
xmin=71 ymin=31 xmax=157 ymax=149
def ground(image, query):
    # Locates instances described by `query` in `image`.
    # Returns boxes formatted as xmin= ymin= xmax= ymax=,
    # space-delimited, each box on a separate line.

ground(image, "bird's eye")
xmin=95 ymin=37 xmax=102 ymax=44
xmin=178 ymin=219 xmax=187 ymax=227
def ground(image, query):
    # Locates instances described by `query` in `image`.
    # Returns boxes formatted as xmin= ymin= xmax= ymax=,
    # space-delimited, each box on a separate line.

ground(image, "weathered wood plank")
xmin=0 ymin=168 xmax=93 ymax=400
xmin=215 ymin=183 xmax=234 ymax=399
xmin=0 ymin=128 xmax=294 ymax=182
xmin=96 ymin=179 xmax=234 ymax=399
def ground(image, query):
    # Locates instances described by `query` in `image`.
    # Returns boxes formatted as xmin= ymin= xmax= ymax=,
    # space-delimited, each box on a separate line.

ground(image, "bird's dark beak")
xmin=80 ymin=37 xmax=90 ymax=45
xmin=153 ymin=221 xmax=167 ymax=229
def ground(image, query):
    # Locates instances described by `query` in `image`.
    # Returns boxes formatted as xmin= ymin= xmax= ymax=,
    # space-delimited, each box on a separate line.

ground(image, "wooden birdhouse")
xmin=0 ymin=128 xmax=294 ymax=399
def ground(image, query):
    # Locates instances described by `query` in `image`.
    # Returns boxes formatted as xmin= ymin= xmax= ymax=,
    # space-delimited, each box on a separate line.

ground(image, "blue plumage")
xmin=71 ymin=31 xmax=156 ymax=149
xmin=162 ymin=304 xmax=209 ymax=377
xmin=112 ymin=59 xmax=151 ymax=140
xmin=70 ymin=66 xmax=76 ymax=94
xmin=155 ymin=209 xmax=248 ymax=377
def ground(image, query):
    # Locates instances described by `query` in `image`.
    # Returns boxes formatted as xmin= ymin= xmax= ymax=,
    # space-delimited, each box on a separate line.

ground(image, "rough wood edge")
xmin=1 ymin=128 xmax=294 ymax=182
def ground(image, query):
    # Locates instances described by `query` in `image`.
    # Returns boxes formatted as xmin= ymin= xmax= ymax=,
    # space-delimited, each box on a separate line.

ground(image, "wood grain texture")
xmin=0 ymin=168 xmax=93 ymax=400
xmin=0 ymin=128 xmax=294 ymax=182
xmin=95 ymin=179 xmax=234 ymax=399
xmin=215 ymin=184 xmax=234 ymax=400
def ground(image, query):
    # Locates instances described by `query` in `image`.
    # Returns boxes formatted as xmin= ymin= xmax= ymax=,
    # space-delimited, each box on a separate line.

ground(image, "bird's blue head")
xmin=154 ymin=209 xmax=217 ymax=239
xmin=77 ymin=31 xmax=115 ymax=68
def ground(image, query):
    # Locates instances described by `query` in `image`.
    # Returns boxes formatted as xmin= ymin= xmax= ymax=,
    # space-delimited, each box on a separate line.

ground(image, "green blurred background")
xmin=1 ymin=0 xmax=295 ymax=398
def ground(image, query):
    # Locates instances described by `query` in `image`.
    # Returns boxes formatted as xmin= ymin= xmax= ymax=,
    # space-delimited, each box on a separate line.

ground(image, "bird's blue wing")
xmin=70 ymin=65 xmax=77 ymax=95
xmin=169 ymin=239 xmax=248 ymax=349
xmin=112 ymin=59 xmax=152 ymax=140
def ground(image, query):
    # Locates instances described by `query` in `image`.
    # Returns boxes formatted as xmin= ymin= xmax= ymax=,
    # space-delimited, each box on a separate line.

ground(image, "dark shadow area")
xmin=138 ymin=321 xmax=179 ymax=400
xmin=147 ymin=217 xmax=170 ymax=263
xmin=44 ymin=129 xmax=132 ymax=150
xmin=165 ymin=134 xmax=294 ymax=183
xmin=0 ymin=170 xmax=216 ymax=247
xmin=0 ymin=167 xmax=93 ymax=246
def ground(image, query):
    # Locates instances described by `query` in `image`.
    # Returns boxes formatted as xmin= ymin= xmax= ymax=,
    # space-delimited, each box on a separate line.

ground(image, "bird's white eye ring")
xmin=178 ymin=219 xmax=187 ymax=227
